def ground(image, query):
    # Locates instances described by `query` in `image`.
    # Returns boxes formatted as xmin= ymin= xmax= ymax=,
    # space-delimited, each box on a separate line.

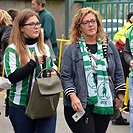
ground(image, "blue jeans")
xmin=9 ymin=105 xmax=56 ymax=133
xmin=128 ymin=76 xmax=133 ymax=133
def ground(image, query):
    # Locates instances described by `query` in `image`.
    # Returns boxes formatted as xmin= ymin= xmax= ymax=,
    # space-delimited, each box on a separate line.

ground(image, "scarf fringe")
xmin=92 ymin=106 xmax=114 ymax=115
xmin=88 ymin=96 xmax=98 ymax=105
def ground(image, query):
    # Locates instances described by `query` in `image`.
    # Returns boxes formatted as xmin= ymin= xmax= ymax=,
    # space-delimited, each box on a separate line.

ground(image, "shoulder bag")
xmin=25 ymin=56 xmax=63 ymax=119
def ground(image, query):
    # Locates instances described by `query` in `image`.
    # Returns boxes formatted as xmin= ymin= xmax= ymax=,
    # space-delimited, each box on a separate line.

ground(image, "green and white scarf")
xmin=79 ymin=36 xmax=114 ymax=115
xmin=127 ymin=27 xmax=133 ymax=76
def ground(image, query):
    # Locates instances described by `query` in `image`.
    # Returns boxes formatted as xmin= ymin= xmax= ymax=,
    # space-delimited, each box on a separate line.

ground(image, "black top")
xmin=86 ymin=43 xmax=97 ymax=54
xmin=86 ymin=43 xmax=107 ymax=59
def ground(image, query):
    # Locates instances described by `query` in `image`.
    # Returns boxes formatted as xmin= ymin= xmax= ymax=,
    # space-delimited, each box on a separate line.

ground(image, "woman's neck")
xmin=84 ymin=36 xmax=97 ymax=44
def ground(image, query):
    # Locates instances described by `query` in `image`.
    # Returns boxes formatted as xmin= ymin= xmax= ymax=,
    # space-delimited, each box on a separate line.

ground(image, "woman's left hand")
xmin=114 ymin=97 xmax=123 ymax=109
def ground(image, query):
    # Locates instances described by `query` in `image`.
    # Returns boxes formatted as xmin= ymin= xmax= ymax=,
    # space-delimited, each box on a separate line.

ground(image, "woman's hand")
xmin=30 ymin=50 xmax=44 ymax=64
xmin=115 ymin=94 xmax=124 ymax=109
xmin=130 ymin=60 xmax=133 ymax=67
xmin=70 ymin=93 xmax=83 ymax=112
xmin=37 ymin=56 xmax=44 ymax=64
xmin=30 ymin=50 xmax=35 ymax=62
xmin=114 ymin=97 xmax=123 ymax=109
xmin=50 ymin=67 xmax=57 ymax=76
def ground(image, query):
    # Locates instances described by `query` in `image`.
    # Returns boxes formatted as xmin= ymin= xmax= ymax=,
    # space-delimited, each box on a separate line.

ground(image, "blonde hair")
xmin=69 ymin=7 xmax=106 ymax=44
xmin=0 ymin=9 xmax=12 ymax=25
xmin=9 ymin=9 xmax=46 ymax=66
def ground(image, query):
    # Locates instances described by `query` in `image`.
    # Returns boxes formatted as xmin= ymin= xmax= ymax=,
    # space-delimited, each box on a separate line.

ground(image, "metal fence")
xmin=82 ymin=1 xmax=133 ymax=40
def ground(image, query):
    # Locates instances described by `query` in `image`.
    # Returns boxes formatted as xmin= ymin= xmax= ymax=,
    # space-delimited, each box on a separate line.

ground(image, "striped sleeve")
xmin=64 ymin=87 xmax=77 ymax=97
xmin=115 ymin=83 xmax=126 ymax=94
xmin=4 ymin=46 xmax=19 ymax=76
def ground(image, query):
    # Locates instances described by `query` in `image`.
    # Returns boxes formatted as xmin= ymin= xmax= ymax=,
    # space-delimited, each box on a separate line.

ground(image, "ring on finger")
xmin=74 ymin=105 xmax=77 ymax=108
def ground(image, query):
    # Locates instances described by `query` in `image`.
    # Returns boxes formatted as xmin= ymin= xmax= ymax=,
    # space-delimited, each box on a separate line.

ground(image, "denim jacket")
xmin=60 ymin=41 xmax=126 ymax=109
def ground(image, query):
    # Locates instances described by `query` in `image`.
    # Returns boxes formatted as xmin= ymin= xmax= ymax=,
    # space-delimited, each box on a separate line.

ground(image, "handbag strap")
xmin=26 ymin=72 xmax=33 ymax=106
xmin=35 ymin=56 xmax=41 ymax=77
xmin=26 ymin=56 xmax=40 ymax=106
xmin=42 ymin=55 xmax=47 ymax=77
xmin=26 ymin=55 xmax=47 ymax=106
xmin=37 ymin=68 xmax=51 ymax=78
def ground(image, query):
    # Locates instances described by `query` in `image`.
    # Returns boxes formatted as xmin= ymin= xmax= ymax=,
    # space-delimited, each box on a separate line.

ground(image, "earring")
xmin=79 ymin=30 xmax=82 ymax=34
xmin=97 ymin=38 xmax=102 ymax=44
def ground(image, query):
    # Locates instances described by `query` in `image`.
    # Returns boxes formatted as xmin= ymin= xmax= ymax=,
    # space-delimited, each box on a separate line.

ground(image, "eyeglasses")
xmin=80 ymin=19 xmax=97 ymax=26
xmin=23 ymin=22 xmax=41 ymax=28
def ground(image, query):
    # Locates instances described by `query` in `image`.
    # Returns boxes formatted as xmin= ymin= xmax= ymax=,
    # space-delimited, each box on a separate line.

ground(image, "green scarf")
xmin=79 ymin=36 xmax=114 ymax=115
xmin=127 ymin=27 xmax=133 ymax=76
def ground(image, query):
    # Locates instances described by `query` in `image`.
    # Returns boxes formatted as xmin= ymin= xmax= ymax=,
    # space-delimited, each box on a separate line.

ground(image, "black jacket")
xmin=0 ymin=24 xmax=12 ymax=52
xmin=0 ymin=24 xmax=12 ymax=76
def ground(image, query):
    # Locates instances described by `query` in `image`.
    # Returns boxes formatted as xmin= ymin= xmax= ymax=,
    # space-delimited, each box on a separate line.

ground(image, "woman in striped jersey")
xmin=4 ymin=9 xmax=57 ymax=133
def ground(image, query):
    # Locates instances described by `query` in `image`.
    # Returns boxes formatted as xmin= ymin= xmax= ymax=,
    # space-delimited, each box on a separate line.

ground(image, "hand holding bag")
xmin=25 ymin=68 xmax=63 ymax=119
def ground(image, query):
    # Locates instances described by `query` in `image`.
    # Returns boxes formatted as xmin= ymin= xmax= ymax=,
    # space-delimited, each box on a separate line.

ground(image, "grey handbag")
xmin=25 ymin=68 xmax=63 ymax=119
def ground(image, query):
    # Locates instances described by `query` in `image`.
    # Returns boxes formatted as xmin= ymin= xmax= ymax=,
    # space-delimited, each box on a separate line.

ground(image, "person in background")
xmin=113 ymin=12 xmax=133 ymax=80
xmin=3 ymin=8 xmax=20 ymax=117
xmin=112 ymin=12 xmax=133 ymax=125
xmin=0 ymin=8 xmax=12 ymax=120
xmin=123 ymin=22 xmax=133 ymax=133
xmin=7 ymin=8 xmax=20 ymax=25
xmin=4 ymin=8 xmax=57 ymax=133
xmin=1 ymin=8 xmax=20 ymax=52
xmin=32 ymin=0 xmax=59 ymax=63
xmin=60 ymin=7 xmax=126 ymax=133
xmin=114 ymin=12 xmax=133 ymax=49
xmin=0 ymin=9 xmax=12 ymax=75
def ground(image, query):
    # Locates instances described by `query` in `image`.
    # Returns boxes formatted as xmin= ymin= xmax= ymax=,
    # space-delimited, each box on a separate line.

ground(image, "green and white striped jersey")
xmin=4 ymin=43 xmax=57 ymax=106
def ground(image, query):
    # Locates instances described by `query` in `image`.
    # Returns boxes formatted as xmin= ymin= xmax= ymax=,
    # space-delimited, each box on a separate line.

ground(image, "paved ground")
xmin=0 ymin=90 xmax=130 ymax=133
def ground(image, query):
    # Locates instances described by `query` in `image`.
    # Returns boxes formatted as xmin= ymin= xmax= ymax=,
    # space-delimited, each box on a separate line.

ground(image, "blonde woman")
xmin=61 ymin=7 xmax=126 ymax=133
xmin=0 ymin=10 xmax=12 ymax=74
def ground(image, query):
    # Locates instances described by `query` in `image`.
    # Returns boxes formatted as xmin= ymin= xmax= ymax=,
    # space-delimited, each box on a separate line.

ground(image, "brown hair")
xmin=9 ymin=8 xmax=46 ymax=66
xmin=69 ymin=7 xmax=106 ymax=44
xmin=7 ymin=8 xmax=20 ymax=21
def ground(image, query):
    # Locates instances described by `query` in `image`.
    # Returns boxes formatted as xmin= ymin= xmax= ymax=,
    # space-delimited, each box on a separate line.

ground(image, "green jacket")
xmin=39 ymin=9 xmax=58 ymax=55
